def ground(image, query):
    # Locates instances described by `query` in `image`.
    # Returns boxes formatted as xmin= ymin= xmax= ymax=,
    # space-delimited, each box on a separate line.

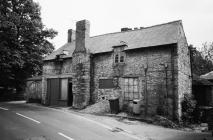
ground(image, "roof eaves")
xmin=124 ymin=43 xmax=178 ymax=51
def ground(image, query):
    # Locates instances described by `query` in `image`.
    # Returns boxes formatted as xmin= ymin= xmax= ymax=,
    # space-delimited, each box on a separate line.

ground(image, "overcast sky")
xmin=35 ymin=0 xmax=213 ymax=50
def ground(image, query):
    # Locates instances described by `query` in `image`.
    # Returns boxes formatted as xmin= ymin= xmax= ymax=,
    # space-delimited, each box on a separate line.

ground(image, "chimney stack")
xmin=67 ymin=29 xmax=75 ymax=43
xmin=121 ymin=27 xmax=132 ymax=32
xmin=74 ymin=20 xmax=90 ymax=54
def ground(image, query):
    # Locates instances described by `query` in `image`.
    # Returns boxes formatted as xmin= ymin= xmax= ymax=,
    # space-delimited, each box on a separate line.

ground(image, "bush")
xmin=153 ymin=115 xmax=179 ymax=128
xmin=181 ymin=93 xmax=197 ymax=124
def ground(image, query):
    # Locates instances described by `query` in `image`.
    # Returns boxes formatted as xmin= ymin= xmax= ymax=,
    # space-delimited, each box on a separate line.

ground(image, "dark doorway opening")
xmin=68 ymin=81 xmax=73 ymax=106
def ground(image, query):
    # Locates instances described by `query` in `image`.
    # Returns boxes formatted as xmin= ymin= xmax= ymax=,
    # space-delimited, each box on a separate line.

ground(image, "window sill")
xmin=113 ymin=63 xmax=125 ymax=66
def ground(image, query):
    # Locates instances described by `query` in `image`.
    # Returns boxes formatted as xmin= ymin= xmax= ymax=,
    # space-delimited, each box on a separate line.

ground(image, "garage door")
xmin=47 ymin=78 xmax=60 ymax=106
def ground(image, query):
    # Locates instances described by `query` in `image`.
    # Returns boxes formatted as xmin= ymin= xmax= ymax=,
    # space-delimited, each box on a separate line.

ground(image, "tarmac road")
xmin=0 ymin=101 xmax=140 ymax=140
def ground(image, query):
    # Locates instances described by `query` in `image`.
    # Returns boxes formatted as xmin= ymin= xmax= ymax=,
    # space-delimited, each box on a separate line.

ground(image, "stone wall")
xmin=176 ymin=23 xmax=192 ymax=120
xmin=92 ymin=45 xmax=178 ymax=117
xmin=91 ymin=52 xmax=114 ymax=102
xmin=43 ymin=59 xmax=73 ymax=76
xmin=42 ymin=59 xmax=73 ymax=104
xmin=72 ymin=52 xmax=91 ymax=108
xmin=124 ymin=46 xmax=178 ymax=117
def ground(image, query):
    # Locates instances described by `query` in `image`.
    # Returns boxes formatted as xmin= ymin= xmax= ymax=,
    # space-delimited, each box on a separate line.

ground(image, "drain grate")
xmin=111 ymin=127 xmax=124 ymax=132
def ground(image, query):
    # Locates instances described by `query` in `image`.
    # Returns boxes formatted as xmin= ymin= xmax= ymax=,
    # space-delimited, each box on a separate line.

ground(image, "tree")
xmin=0 ymin=0 xmax=57 ymax=94
xmin=200 ymin=42 xmax=213 ymax=62
xmin=189 ymin=44 xmax=213 ymax=76
xmin=181 ymin=93 xmax=197 ymax=124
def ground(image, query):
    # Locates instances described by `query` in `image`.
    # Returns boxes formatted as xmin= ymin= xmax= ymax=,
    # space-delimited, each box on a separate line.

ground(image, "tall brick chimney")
xmin=73 ymin=20 xmax=90 ymax=53
xmin=67 ymin=29 xmax=75 ymax=43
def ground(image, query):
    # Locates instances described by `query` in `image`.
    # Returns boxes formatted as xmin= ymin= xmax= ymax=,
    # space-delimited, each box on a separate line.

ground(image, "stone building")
xmin=192 ymin=75 xmax=213 ymax=106
xmin=42 ymin=19 xmax=191 ymax=120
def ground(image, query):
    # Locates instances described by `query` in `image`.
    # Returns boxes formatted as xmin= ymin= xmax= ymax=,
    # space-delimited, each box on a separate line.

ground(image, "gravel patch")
xmin=79 ymin=100 xmax=110 ymax=114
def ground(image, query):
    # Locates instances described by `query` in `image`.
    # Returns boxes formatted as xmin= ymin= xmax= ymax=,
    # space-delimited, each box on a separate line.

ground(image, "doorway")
xmin=47 ymin=78 xmax=60 ymax=106
xmin=68 ymin=81 xmax=73 ymax=106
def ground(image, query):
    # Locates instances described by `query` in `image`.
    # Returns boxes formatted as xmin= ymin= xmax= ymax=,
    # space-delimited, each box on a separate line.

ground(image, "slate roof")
xmin=193 ymin=74 xmax=213 ymax=86
xmin=44 ymin=20 xmax=182 ymax=61
xmin=27 ymin=76 xmax=42 ymax=81
xmin=200 ymin=71 xmax=213 ymax=80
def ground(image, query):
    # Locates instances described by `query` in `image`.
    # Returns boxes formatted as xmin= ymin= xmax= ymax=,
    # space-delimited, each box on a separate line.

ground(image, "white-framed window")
xmin=124 ymin=77 xmax=139 ymax=101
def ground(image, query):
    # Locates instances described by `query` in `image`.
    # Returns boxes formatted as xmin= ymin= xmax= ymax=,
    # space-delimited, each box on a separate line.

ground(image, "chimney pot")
xmin=68 ymin=29 xmax=75 ymax=43
xmin=121 ymin=27 xmax=132 ymax=32
xmin=121 ymin=27 xmax=129 ymax=32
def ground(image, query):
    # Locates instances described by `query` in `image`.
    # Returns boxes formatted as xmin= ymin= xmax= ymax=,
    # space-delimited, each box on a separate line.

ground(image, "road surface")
xmin=0 ymin=101 xmax=140 ymax=140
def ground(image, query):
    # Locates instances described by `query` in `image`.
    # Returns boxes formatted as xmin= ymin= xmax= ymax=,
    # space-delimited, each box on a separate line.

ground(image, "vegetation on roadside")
xmin=0 ymin=0 xmax=57 ymax=94
xmin=190 ymin=43 xmax=213 ymax=76
xmin=181 ymin=93 xmax=197 ymax=124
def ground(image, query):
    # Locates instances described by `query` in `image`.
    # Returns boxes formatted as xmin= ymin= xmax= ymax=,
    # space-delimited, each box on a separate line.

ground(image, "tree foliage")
xmin=181 ymin=93 xmax=197 ymax=124
xmin=200 ymin=42 xmax=213 ymax=61
xmin=0 ymin=0 xmax=57 ymax=93
xmin=189 ymin=44 xmax=213 ymax=76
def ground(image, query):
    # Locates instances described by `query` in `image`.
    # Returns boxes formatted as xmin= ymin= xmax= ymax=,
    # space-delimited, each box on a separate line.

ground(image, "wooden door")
xmin=47 ymin=78 xmax=60 ymax=106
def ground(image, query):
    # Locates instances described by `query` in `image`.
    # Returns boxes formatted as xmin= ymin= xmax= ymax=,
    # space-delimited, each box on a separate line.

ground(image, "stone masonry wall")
xmin=42 ymin=59 xmax=73 ymax=104
xmin=176 ymin=23 xmax=192 ymax=120
xmin=92 ymin=45 xmax=178 ymax=117
xmin=91 ymin=52 xmax=114 ymax=102
xmin=124 ymin=46 xmax=178 ymax=117
xmin=91 ymin=52 xmax=124 ymax=109
xmin=72 ymin=52 xmax=90 ymax=108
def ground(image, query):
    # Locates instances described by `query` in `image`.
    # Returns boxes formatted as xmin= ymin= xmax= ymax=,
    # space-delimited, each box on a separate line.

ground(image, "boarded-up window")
xmin=60 ymin=79 xmax=68 ymax=100
xmin=99 ymin=79 xmax=114 ymax=89
xmin=124 ymin=78 xmax=139 ymax=101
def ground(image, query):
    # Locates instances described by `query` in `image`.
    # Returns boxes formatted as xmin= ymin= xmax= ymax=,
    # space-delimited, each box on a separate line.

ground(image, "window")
xmin=120 ymin=55 xmax=124 ymax=63
xmin=115 ymin=54 xmax=119 ymax=63
xmin=124 ymin=78 xmax=139 ymax=101
xmin=60 ymin=79 xmax=68 ymax=100
xmin=114 ymin=53 xmax=125 ymax=64
xmin=113 ymin=46 xmax=126 ymax=64
xmin=99 ymin=79 xmax=114 ymax=89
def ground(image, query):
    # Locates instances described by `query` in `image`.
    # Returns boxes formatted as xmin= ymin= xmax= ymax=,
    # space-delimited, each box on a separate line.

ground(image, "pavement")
xmin=45 ymin=104 xmax=213 ymax=140
xmin=0 ymin=101 xmax=212 ymax=140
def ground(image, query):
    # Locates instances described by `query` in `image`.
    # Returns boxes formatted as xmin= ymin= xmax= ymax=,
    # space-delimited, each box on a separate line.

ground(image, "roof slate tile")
xmin=44 ymin=20 xmax=181 ymax=61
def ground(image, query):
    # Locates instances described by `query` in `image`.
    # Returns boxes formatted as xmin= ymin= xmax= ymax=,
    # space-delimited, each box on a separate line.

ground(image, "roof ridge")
xmin=90 ymin=20 xmax=182 ymax=39
xmin=53 ymin=42 xmax=73 ymax=52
